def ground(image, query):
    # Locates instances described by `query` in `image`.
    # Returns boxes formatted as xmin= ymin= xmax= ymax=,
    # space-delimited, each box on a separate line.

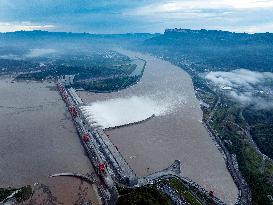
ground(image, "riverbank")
xmin=77 ymin=49 xmax=239 ymax=204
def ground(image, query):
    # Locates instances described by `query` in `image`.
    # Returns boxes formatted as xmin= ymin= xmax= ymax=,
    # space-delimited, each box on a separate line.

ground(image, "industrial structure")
xmin=56 ymin=82 xmax=226 ymax=205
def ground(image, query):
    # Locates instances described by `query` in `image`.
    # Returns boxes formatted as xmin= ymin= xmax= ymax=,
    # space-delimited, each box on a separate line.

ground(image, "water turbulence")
xmin=80 ymin=95 xmax=171 ymax=129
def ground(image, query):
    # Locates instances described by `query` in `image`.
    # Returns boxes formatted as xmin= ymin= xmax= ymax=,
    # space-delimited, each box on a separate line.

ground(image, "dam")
xmin=0 ymin=77 xmax=100 ymax=204
xmin=77 ymin=50 xmax=239 ymax=204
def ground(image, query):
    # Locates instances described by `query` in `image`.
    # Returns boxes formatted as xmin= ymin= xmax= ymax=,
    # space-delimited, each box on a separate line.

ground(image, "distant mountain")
xmin=0 ymin=30 xmax=156 ymax=39
xmin=0 ymin=30 xmax=158 ymax=48
xmin=142 ymin=29 xmax=273 ymax=72
xmin=2 ymin=29 xmax=273 ymax=72
xmin=146 ymin=28 xmax=273 ymax=46
xmin=0 ymin=30 xmax=156 ymax=41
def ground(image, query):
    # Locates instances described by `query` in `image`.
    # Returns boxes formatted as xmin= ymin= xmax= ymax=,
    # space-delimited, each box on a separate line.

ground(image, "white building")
xmin=59 ymin=75 xmax=75 ymax=85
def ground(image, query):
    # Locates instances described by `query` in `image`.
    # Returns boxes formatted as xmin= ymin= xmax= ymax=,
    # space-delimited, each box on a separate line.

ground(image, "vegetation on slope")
xmin=139 ymin=29 xmax=273 ymax=204
xmin=13 ymin=51 xmax=145 ymax=92
xmin=0 ymin=186 xmax=32 ymax=202
xmin=117 ymin=186 xmax=172 ymax=205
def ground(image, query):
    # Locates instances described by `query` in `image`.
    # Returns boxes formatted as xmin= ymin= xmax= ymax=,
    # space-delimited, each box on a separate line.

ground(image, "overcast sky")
xmin=1 ymin=0 xmax=273 ymax=33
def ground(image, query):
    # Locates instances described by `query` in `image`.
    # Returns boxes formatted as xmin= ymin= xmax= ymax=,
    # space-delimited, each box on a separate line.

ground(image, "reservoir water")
xmin=0 ymin=77 xmax=94 ymax=187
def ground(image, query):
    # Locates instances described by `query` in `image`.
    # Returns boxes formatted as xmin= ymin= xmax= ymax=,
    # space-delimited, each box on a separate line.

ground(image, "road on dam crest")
xmin=78 ymin=50 xmax=239 ymax=205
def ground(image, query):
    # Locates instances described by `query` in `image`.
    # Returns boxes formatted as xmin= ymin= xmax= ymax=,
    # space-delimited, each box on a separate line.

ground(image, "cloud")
xmin=0 ymin=0 xmax=148 ymax=33
xmin=229 ymin=91 xmax=252 ymax=104
xmin=205 ymin=69 xmax=273 ymax=108
xmin=0 ymin=22 xmax=55 ymax=32
xmin=1 ymin=1 xmax=273 ymax=33
xmin=227 ymin=22 xmax=273 ymax=33
xmin=205 ymin=69 xmax=273 ymax=88
xmin=0 ymin=54 xmax=21 ymax=60
xmin=124 ymin=0 xmax=273 ymax=33
xmin=127 ymin=0 xmax=273 ymax=16
xmin=25 ymin=48 xmax=56 ymax=58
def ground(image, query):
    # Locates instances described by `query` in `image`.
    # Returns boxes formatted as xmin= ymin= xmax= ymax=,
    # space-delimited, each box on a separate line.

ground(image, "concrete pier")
xmin=58 ymin=82 xmax=227 ymax=205
xmin=57 ymin=83 xmax=118 ymax=205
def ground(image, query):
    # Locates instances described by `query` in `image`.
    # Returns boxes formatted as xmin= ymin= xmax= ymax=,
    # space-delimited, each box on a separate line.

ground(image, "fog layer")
xmin=205 ymin=69 xmax=273 ymax=109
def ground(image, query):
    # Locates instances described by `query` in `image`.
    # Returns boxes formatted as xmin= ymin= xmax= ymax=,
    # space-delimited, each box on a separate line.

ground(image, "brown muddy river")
xmin=78 ymin=50 xmax=238 ymax=204
xmin=0 ymin=77 xmax=94 ymax=188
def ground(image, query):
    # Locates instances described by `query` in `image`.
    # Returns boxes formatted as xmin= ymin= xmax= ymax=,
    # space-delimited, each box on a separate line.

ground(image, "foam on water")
xmin=80 ymin=95 xmax=171 ymax=129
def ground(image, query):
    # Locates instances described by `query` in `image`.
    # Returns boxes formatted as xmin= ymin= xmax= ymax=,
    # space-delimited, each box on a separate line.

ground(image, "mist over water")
xmin=26 ymin=48 xmax=57 ymax=57
xmin=81 ymin=95 xmax=173 ymax=128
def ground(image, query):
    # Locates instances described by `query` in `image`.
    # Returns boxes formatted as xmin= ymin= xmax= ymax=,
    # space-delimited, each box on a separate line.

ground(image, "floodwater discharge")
xmin=81 ymin=95 xmax=168 ymax=129
xmin=78 ymin=50 xmax=239 ymax=204
xmin=0 ymin=77 xmax=94 ymax=188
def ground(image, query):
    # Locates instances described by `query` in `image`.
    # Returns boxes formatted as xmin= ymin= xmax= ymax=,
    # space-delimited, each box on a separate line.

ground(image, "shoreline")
xmin=77 ymin=49 xmax=239 ymax=204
